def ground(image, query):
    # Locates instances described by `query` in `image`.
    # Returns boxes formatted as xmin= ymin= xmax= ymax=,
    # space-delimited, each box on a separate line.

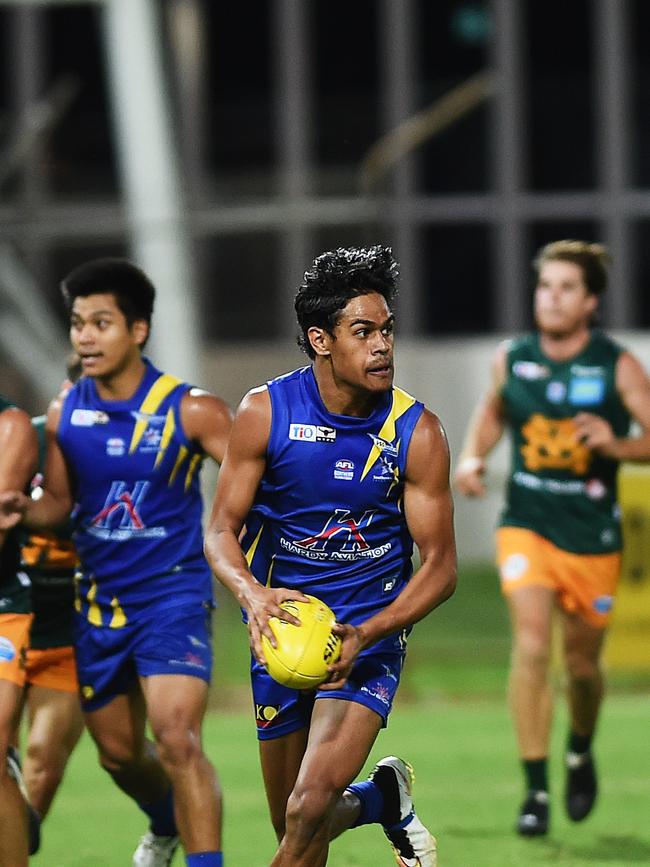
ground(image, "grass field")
xmin=29 ymin=564 xmax=650 ymax=866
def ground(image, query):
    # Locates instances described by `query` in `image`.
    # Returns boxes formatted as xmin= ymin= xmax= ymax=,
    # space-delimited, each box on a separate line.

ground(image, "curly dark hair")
xmin=295 ymin=245 xmax=399 ymax=358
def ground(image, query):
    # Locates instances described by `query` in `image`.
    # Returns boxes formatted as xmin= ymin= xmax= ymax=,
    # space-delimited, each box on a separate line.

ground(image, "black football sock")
xmin=522 ymin=757 xmax=548 ymax=793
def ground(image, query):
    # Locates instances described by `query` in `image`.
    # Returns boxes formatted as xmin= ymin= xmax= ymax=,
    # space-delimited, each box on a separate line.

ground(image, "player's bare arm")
xmin=454 ymin=342 xmax=508 ymax=497
xmin=180 ymin=389 xmax=234 ymax=465
xmin=574 ymin=351 xmax=650 ymax=461
xmin=204 ymin=388 xmax=307 ymax=664
xmin=324 ymin=409 xmax=457 ymax=689
xmin=0 ymin=407 xmax=38 ymax=540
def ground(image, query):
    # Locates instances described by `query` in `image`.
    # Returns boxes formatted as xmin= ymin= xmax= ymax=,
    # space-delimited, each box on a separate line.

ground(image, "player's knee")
xmin=25 ymin=741 xmax=64 ymax=784
xmin=565 ymin=650 xmax=600 ymax=682
xmin=96 ymin=734 xmax=140 ymax=773
xmin=514 ymin=632 xmax=551 ymax=671
xmin=152 ymin=722 xmax=202 ymax=770
xmin=286 ymin=780 xmax=337 ymax=833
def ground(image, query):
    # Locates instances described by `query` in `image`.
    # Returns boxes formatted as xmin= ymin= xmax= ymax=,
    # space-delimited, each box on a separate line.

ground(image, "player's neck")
xmin=313 ymin=366 xmax=381 ymax=418
xmin=539 ymin=326 xmax=592 ymax=362
xmin=93 ymin=355 xmax=147 ymax=402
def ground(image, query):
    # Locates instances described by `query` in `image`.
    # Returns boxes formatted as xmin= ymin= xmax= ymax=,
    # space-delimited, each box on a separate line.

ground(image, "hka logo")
xmin=88 ymin=481 xmax=166 ymax=540
xmin=92 ymin=481 xmax=149 ymax=530
xmin=296 ymin=509 xmax=376 ymax=552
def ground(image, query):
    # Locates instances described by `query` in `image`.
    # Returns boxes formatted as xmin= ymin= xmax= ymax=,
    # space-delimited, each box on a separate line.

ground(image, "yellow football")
xmin=261 ymin=595 xmax=342 ymax=689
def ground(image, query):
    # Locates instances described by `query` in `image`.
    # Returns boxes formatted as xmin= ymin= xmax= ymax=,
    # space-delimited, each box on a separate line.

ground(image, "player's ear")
xmin=307 ymin=326 xmax=332 ymax=357
xmin=131 ymin=319 xmax=149 ymax=347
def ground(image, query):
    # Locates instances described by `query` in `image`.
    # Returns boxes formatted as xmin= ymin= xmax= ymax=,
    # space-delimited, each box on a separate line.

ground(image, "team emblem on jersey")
xmin=367 ymin=434 xmax=399 ymax=484
xmin=131 ymin=411 xmax=166 ymax=452
xmin=520 ymin=414 xmax=591 ymax=475
xmin=71 ymin=409 xmax=109 ymax=427
xmin=288 ymin=423 xmax=337 ymax=443
xmin=87 ymin=480 xmax=167 ymax=540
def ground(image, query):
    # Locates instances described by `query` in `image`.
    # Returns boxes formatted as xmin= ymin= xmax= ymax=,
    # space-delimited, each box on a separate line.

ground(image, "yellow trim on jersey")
xmin=244 ymin=524 xmax=264 ymax=567
xmin=360 ymin=387 xmax=416 ymax=481
xmin=154 ymin=407 xmax=176 ymax=469
xmin=129 ymin=373 xmax=182 ymax=454
xmin=168 ymin=444 xmax=189 ymax=486
xmin=184 ymin=453 xmax=203 ymax=492
xmin=109 ymin=597 xmax=127 ymax=629
xmin=265 ymin=556 xmax=275 ymax=588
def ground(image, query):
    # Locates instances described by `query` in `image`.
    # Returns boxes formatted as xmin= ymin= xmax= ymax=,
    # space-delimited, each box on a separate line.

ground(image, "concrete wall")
xmin=203 ymin=332 xmax=650 ymax=563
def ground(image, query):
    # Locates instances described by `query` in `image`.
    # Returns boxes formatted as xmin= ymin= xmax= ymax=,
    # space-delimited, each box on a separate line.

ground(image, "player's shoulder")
xmin=0 ymin=403 xmax=32 ymax=435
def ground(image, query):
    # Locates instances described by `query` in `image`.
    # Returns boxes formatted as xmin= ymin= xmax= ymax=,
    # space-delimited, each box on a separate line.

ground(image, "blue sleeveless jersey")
xmin=57 ymin=359 xmax=212 ymax=626
xmin=241 ymin=366 xmax=425 ymax=655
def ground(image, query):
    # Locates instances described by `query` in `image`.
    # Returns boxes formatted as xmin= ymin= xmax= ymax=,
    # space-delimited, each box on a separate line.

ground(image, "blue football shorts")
xmin=251 ymin=648 xmax=406 ymax=741
xmin=74 ymin=601 xmax=213 ymax=711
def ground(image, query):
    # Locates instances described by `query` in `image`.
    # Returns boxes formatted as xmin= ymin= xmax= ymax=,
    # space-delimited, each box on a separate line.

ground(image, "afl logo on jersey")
xmin=289 ymin=423 xmax=337 ymax=443
xmin=334 ymin=459 xmax=355 ymax=480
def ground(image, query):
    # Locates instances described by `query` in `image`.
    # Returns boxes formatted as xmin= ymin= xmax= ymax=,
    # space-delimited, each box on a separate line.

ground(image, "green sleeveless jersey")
xmin=499 ymin=331 xmax=630 ymax=554
xmin=0 ymin=396 xmax=31 ymax=615
xmin=20 ymin=416 xmax=77 ymax=648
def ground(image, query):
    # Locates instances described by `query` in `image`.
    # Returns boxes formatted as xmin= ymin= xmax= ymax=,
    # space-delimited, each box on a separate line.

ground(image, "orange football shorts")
xmin=25 ymin=645 xmax=78 ymax=693
xmin=496 ymin=526 xmax=621 ymax=628
xmin=0 ymin=613 xmax=33 ymax=686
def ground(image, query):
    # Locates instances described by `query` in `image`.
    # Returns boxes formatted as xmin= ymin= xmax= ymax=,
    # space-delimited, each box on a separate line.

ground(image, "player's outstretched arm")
xmin=0 ymin=407 xmax=38 ymax=541
xmin=204 ymin=388 xmax=307 ymax=663
xmin=454 ymin=342 xmax=508 ymax=497
xmin=325 ymin=409 xmax=457 ymax=688
xmin=180 ymin=388 xmax=234 ymax=465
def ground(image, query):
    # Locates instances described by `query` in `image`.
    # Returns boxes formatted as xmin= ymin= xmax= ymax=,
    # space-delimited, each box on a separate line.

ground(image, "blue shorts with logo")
xmin=252 ymin=648 xmax=405 ymax=741
xmin=74 ymin=602 xmax=213 ymax=712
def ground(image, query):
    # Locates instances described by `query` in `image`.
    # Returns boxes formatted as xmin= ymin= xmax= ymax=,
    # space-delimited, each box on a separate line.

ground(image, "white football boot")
xmin=369 ymin=756 xmax=437 ymax=867
xmin=132 ymin=830 xmax=180 ymax=866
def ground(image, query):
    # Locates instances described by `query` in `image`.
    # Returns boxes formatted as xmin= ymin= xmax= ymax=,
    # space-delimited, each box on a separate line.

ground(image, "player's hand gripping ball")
xmin=261 ymin=595 xmax=342 ymax=689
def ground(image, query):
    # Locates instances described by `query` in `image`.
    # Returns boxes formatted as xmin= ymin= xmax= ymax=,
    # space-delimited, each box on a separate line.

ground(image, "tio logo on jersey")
xmin=288 ymin=423 xmax=337 ymax=443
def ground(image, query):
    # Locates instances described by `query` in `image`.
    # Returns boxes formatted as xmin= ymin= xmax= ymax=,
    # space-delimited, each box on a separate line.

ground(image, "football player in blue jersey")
xmin=0 ymin=259 xmax=232 ymax=867
xmin=0 ymin=397 xmax=39 ymax=867
xmin=205 ymin=246 xmax=457 ymax=867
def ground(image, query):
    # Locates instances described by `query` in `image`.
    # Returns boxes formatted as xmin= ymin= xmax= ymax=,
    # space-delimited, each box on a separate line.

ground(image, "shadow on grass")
xmin=566 ymin=835 xmax=650 ymax=863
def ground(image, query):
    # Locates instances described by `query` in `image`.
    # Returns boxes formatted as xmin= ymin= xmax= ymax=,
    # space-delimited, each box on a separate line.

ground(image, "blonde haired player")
xmin=455 ymin=240 xmax=650 ymax=835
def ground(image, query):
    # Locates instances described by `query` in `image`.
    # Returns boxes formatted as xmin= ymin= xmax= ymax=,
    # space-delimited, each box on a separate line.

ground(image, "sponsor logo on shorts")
xmin=593 ymin=595 xmax=613 ymax=614
xmin=255 ymin=704 xmax=280 ymax=728
xmin=360 ymin=682 xmax=391 ymax=707
xmin=168 ymin=651 xmax=207 ymax=670
xmin=501 ymin=553 xmax=529 ymax=582
xmin=0 ymin=636 xmax=16 ymax=662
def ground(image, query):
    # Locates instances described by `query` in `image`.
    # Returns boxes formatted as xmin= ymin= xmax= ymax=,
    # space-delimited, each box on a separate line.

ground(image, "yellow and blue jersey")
xmin=242 ymin=366 xmax=425 ymax=656
xmin=57 ymin=359 xmax=211 ymax=627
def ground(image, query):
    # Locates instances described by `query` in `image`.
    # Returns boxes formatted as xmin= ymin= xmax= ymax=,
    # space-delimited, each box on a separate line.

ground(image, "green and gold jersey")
xmin=499 ymin=330 xmax=630 ymax=554
xmin=0 ymin=396 xmax=31 ymax=615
